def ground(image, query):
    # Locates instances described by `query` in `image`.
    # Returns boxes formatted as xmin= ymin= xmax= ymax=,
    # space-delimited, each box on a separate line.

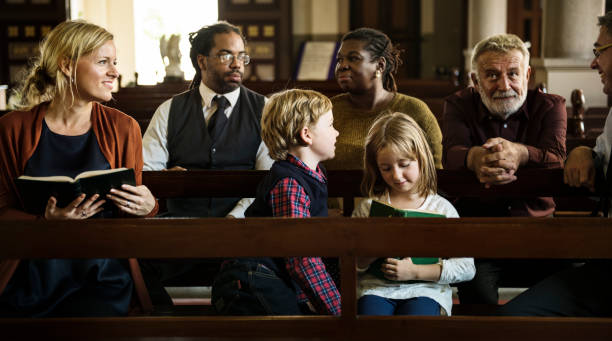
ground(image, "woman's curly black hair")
xmin=341 ymin=28 xmax=403 ymax=92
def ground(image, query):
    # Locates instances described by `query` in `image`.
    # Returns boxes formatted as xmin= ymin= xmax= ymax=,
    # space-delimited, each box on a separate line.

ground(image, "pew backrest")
xmin=1 ymin=217 xmax=611 ymax=340
xmin=143 ymin=168 xmax=596 ymax=216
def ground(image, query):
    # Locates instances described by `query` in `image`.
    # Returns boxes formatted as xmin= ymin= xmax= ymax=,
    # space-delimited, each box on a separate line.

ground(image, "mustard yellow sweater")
xmin=326 ymin=93 xmax=443 ymax=170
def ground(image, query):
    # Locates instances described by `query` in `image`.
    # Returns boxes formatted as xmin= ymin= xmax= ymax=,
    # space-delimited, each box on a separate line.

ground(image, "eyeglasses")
xmin=213 ymin=52 xmax=250 ymax=65
xmin=593 ymin=43 xmax=612 ymax=58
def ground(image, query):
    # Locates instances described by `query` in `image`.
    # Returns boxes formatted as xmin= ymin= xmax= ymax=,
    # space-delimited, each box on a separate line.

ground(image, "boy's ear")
xmin=59 ymin=56 xmax=72 ymax=78
xmin=298 ymin=126 xmax=313 ymax=146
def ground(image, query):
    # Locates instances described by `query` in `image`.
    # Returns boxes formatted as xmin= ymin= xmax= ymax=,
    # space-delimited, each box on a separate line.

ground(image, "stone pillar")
xmin=463 ymin=0 xmax=507 ymax=74
xmin=532 ymin=0 xmax=606 ymax=106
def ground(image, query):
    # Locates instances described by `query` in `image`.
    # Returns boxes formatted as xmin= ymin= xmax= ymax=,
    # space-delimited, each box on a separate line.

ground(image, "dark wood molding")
xmin=142 ymin=168 xmax=594 ymax=200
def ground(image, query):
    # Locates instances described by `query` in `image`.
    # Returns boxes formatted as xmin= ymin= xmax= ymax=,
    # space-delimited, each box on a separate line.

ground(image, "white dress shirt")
xmin=142 ymin=82 xmax=274 ymax=218
xmin=593 ymin=108 xmax=612 ymax=216
xmin=594 ymin=108 xmax=612 ymax=177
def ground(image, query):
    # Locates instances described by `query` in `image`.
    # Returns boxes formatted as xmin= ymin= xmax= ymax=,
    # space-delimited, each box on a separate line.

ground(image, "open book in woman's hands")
xmin=15 ymin=168 xmax=135 ymax=215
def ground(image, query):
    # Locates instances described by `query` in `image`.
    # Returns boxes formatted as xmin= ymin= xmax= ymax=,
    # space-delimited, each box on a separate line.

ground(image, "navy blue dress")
xmin=0 ymin=120 xmax=133 ymax=317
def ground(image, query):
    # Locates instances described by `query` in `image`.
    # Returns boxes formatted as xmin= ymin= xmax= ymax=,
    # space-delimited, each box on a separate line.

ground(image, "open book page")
xmin=17 ymin=168 xmax=129 ymax=183
xmin=16 ymin=175 xmax=75 ymax=182
xmin=74 ymin=168 xmax=129 ymax=180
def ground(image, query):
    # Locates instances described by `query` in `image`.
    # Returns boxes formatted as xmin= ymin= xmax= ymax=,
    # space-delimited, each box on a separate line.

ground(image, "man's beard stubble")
xmin=478 ymin=86 xmax=527 ymax=120
xmin=209 ymin=70 xmax=243 ymax=94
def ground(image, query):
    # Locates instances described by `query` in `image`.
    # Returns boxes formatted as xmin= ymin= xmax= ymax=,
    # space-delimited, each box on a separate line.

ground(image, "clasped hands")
xmin=467 ymin=137 xmax=529 ymax=188
xmin=44 ymin=184 xmax=156 ymax=220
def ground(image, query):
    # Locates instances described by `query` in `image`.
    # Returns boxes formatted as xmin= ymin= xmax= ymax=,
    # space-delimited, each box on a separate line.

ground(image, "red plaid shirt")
xmin=268 ymin=154 xmax=341 ymax=315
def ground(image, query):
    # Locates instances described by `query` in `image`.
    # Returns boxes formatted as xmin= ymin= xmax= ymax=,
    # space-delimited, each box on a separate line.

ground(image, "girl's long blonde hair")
xmin=13 ymin=20 xmax=114 ymax=110
xmin=361 ymin=112 xmax=437 ymax=198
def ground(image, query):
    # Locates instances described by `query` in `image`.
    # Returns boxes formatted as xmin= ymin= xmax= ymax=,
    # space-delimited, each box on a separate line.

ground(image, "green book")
xmin=16 ymin=168 xmax=135 ymax=215
xmin=369 ymin=199 xmax=445 ymax=218
xmin=366 ymin=199 xmax=443 ymax=282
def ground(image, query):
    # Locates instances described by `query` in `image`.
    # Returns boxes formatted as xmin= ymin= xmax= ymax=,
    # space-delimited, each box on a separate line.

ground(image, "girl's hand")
xmin=44 ymin=194 xmax=106 ymax=220
xmin=107 ymin=184 xmax=155 ymax=216
xmin=381 ymin=257 xmax=417 ymax=281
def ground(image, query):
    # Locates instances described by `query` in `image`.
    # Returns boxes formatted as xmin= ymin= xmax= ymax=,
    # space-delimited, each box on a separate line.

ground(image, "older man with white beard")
xmin=442 ymin=34 xmax=569 ymax=305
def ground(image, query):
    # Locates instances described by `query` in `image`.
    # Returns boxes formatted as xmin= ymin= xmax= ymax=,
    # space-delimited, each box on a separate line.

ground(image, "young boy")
xmin=211 ymin=89 xmax=341 ymax=315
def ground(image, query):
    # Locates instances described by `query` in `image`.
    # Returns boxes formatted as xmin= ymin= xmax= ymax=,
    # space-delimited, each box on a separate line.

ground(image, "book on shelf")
xmin=366 ymin=199 xmax=444 ymax=282
xmin=16 ymin=168 xmax=135 ymax=215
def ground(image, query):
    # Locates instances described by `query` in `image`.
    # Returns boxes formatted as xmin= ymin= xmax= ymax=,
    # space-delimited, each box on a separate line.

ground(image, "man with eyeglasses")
xmin=498 ymin=12 xmax=612 ymax=317
xmin=143 ymin=21 xmax=272 ymax=218
xmin=140 ymin=21 xmax=272 ymax=306
xmin=442 ymin=34 xmax=569 ymax=306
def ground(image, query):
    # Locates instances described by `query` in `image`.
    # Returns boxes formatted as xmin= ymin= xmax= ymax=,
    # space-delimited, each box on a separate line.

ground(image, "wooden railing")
xmin=1 ymin=217 xmax=611 ymax=340
xmin=104 ymin=82 xmax=605 ymax=152
xmin=142 ymin=168 xmax=596 ymax=216
xmin=105 ymin=79 xmax=464 ymax=133
xmin=1 ymin=168 xmax=609 ymax=340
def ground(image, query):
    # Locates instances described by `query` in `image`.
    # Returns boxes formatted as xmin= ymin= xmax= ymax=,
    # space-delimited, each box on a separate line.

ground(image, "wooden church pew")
xmin=106 ymin=79 xmax=463 ymax=133
xmin=142 ymin=168 xmax=596 ymax=217
xmin=1 ymin=216 xmax=611 ymax=340
xmin=0 ymin=168 xmax=608 ymax=340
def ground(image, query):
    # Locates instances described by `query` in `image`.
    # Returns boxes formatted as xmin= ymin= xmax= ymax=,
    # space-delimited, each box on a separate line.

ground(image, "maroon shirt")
xmin=442 ymin=87 xmax=567 ymax=217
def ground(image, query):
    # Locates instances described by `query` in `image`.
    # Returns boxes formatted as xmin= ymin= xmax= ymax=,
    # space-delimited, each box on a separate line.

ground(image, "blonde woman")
xmin=0 ymin=20 xmax=156 ymax=317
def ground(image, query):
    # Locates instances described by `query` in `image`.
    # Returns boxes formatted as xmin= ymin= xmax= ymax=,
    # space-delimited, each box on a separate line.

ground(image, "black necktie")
xmin=208 ymin=96 xmax=229 ymax=142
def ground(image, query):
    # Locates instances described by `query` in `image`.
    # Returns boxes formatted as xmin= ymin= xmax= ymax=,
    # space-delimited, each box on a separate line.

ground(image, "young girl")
xmin=352 ymin=112 xmax=475 ymax=316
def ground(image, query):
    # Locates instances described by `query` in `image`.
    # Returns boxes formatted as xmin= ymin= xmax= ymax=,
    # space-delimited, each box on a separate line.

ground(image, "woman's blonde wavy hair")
xmin=361 ymin=112 xmax=437 ymax=198
xmin=261 ymin=89 xmax=332 ymax=161
xmin=13 ymin=20 xmax=114 ymax=110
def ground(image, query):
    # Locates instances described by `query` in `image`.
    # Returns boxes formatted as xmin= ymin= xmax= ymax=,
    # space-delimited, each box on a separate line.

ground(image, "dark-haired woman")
xmin=0 ymin=20 xmax=157 ymax=317
xmin=326 ymin=28 xmax=442 ymax=170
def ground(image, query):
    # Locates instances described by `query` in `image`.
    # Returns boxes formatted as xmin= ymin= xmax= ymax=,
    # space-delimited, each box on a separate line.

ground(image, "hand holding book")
xmin=45 ymin=193 xmax=106 ymax=220
xmin=16 ymin=168 xmax=136 ymax=216
xmin=366 ymin=199 xmax=444 ymax=282
xmin=378 ymin=257 xmax=442 ymax=282
xmin=106 ymin=184 xmax=156 ymax=216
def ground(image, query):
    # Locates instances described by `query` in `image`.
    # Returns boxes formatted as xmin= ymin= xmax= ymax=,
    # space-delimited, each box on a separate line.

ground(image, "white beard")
xmin=479 ymin=87 xmax=527 ymax=119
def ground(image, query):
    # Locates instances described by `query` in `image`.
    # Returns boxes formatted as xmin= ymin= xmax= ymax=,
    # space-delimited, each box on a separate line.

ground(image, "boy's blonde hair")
xmin=14 ymin=20 xmax=114 ymax=109
xmin=261 ymin=89 xmax=332 ymax=161
xmin=361 ymin=112 xmax=437 ymax=198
